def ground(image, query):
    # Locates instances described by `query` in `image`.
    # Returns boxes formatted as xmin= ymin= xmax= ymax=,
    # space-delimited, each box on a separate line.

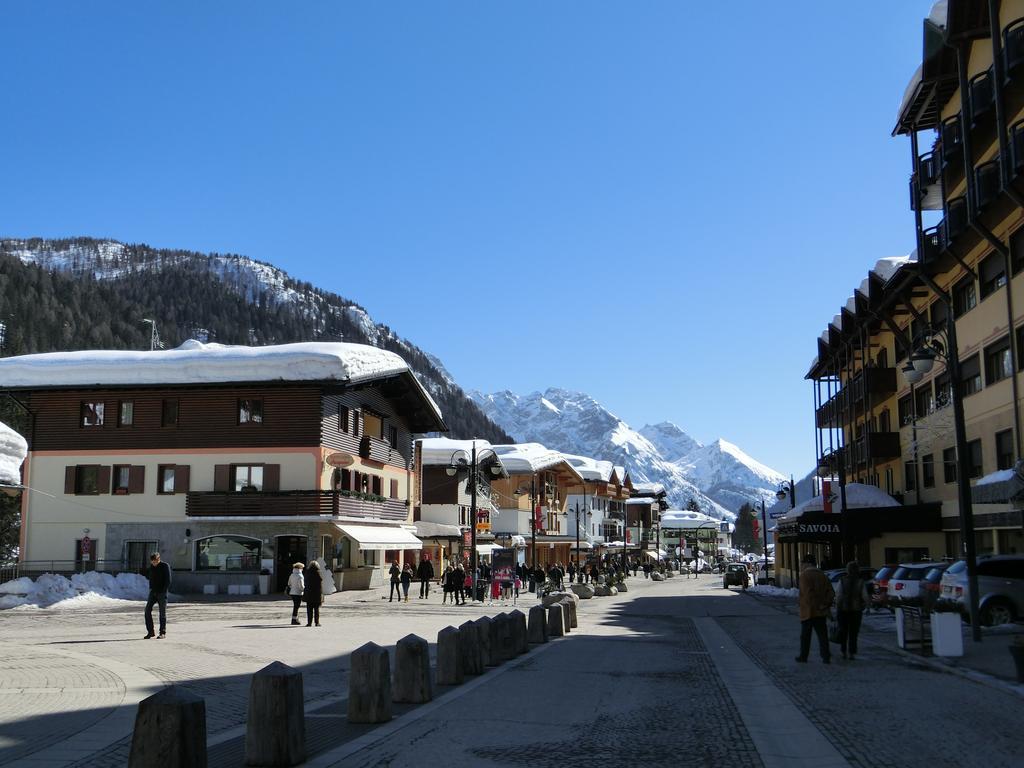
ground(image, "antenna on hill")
xmin=141 ymin=318 xmax=163 ymax=351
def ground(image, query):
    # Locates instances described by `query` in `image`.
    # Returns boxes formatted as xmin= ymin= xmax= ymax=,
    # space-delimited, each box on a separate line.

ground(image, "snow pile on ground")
xmin=0 ymin=571 xmax=152 ymax=609
xmin=749 ymin=584 xmax=799 ymax=599
xmin=0 ymin=420 xmax=27 ymax=486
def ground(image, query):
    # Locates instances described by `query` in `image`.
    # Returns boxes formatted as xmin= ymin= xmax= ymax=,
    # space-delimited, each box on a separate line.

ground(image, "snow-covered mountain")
xmin=470 ymin=388 xmax=787 ymax=520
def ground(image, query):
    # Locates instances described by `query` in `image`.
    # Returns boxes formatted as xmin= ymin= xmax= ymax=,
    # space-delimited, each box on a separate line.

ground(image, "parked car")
xmin=870 ymin=565 xmax=899 ymax=609
xmin=753 ymin=561 xmax=775 ymax=586
xmin=886 ymin=562 xmax=948 ymax=606
xmin=939 ymin=555 xmax=1024 ymax=626
xmin=919 ymin=564 xmax=952 ymax=612
xmin=722 ymin=563 xmax=750 ymax=590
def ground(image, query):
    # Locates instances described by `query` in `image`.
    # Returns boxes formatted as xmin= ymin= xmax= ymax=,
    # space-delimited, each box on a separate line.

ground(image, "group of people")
xmin=286 ymin=560 xmax=326 ymax=626
xmin=796 ymin=553 xmax=869 ymax=663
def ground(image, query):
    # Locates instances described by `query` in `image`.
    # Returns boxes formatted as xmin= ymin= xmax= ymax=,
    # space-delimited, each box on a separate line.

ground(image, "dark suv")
xmin=722 ymin=563 xmax=750 ymax=590
xmin=939 ymin=555 xmax=1024 ymax=626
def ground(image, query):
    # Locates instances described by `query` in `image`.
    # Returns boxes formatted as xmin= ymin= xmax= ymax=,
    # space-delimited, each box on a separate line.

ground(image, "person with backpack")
xmin=835 ymin=560 xmax=870 ymax=660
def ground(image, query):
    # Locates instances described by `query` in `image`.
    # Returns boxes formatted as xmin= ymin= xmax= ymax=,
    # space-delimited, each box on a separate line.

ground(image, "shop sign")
xmin=534 ymin=505 xmax=544 ymax=534
xmin=463 ymin=530 xmax=472 ymax=547
xmin=325 ymin=452 xmax=356 ymax=468
xmin=477 ymin=507 xmax=491 ymax=532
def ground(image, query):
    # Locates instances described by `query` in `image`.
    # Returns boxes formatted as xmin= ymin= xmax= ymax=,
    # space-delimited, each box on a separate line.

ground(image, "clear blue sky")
xmin=0 ymin=1 xmax=935 ymax=475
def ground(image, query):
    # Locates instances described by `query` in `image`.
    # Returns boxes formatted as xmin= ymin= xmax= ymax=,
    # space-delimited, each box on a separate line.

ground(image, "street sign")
xmin=80 ymin=536 xmax=92 ymax=562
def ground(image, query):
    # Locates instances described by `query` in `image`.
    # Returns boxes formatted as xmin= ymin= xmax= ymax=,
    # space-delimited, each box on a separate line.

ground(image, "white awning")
xmin=570 ymin=541 xmax=593 ymax=550
xmin=644 ymin=549 xmax=668 ymax=560
xmin=334 ymin=523 xmax=422 ymax=551
xmin=476 ymin=543 xmax=500 ymax=555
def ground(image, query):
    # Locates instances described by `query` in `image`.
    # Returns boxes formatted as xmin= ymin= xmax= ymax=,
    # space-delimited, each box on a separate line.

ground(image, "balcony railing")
xmin=186 ymin=490 xmax=409 ymax=521
xmin=359 ymin=436 xmax=393 ymax=463
xmin=969 ymin=67 xmax=995 ymax=125
xmin=1004 ymin=18 xmax=1024 ymax=77
xmin=814 ymin=367 xmax=897 ymax=427
xmin=940 ymin=115 xmax=963 ymax=166
xmin=974 ymin=160 xmax=1002 ymax=211
xmin=850 ymin=432 xmax=901 ymax=467
xmin=911 ymin=152 xmax=942 ymax=211
xmin=941 ymin=196 xmax=968 ymax=243
xmin=920 ymin=225 xmax=943 ymax=265
xmin=1011 ymin=121 xmax=1024 ymax=176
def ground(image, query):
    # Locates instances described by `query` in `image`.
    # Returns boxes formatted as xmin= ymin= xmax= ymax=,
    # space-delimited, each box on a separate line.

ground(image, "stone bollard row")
xmin=528 ymin=604 xmax=549 ymax=644
xmin=509 ymin=609 xmax=529 ymax=654
xmin=393 ymin=634 xmax=433 ymax=704
xmin=245 ymin=661 xmax=305 ymax=767
xmin=547 ymin=604 xmax=566 ymax=637
xmin=436 ymin=625 xmax=463 ymax=685
xmin=348 ymin=642 xmax=392 ymax=724
xmin=459 ymin=619 xmax=485 ymax=675
xmin=128 ymin=686 xmax=208 ymax=768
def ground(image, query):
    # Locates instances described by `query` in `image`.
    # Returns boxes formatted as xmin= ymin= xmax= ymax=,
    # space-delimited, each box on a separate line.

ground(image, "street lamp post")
xmin=514 ymin=476 xmax=538 ymax=573
xmin=446 ymin=441 xmax=502 ymax=604
xmin=901 ymin=324 xmax=983 ymax=642
xmin=759 ymin=499 xmax=769 ymax=585
xmin=692 ymin=521 xmax=719 ymax=578
xmin=573 ymin=499 xmax=590 ymax=573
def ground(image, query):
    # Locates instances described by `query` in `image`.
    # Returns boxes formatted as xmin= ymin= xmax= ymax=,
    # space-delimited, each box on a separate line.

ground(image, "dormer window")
xmin=80 ymin=402 xmax=104 ymax=427
xmin=238 ymin=398 xmax=263 ymax=424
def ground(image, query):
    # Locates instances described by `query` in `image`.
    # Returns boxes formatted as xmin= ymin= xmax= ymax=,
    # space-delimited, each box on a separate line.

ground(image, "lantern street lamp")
xmin=446 ymin=441 xmax=503 ymax=603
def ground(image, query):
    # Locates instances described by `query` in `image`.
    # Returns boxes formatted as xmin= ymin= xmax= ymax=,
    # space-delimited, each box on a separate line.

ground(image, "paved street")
xmin=0 ymin=575 xmax=1020 ymax=767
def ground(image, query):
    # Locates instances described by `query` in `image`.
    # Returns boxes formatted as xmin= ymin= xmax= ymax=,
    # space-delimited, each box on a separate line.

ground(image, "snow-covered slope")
xmin=471 ymin=388 xmax=787 ymax=519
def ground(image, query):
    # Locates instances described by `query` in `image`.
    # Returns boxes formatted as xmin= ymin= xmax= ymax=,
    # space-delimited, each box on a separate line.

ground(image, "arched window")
xmin=195 ymin=535 xmax=262 ymax=571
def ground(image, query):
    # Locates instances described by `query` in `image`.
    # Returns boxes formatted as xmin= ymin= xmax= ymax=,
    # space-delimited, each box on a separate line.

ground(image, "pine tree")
xmin=733 ymin=503 xmax=762 ymax=554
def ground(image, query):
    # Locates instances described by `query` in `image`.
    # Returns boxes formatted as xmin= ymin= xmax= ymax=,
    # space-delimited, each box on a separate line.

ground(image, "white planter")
xmin=258 ymin=575 xmax=270 ymax=595
xmin=895 ymin=607 xmax=907 ymax=649
xmin=930 ymin=612 xmax=964 ymax=657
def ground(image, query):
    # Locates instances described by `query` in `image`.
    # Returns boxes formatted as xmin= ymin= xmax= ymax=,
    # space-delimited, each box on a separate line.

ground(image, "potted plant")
xmin=1010 ymin=636 xmax=1024 ymax=683
xmin=258 ymin=568 xmax=271 ymax=595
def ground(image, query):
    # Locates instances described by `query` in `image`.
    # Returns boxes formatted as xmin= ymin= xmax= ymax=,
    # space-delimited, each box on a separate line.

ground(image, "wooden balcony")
xmin=814 ymin=368 xmax=896 ymax=428
xmin=186 ymin=490 xmax=409 ymax=521
xmin=850 ymin=432 xmax=901 ymax=467
xmin=359 ymin=436 xmax=393 ymax=463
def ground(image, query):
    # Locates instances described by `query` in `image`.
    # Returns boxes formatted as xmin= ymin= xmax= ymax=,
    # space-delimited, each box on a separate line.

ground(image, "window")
xmin=233 ymin=465 xmax=264 ymax=492
xmin=390 ymin=478 xmax=399 ymax=499
xmin=388 ymin=425 xmax=399 ymax=447
xmin=75 ymin=465 xmax=102 ymax=494
xmin=122 ymin=540 xmax=158 ymax=572
xmin=996 ymin=429 xmax=1015 ymax=470
xmin=959 ymin=354 xmax=982 ymax=397
xmin=1017 ymin=325 xmax=1024 ymax=371
xmin=943 ymin=447 xmax=957 ymax=484
xmin=885 ymin=467 xmax=894 ymax=495
xmin=195 ymin=536 xmax=261 ymax=571
xmin=238 ymin=398 xmax=263 ymax=424
xmin=878 ymin=409 xmax=891 ymax=433
xmin=113 ymin=465 xmax=131 ymax=494
xmin=967 ymin=439 xmax=983 ymax=478
xmin=338 ymin=405 xmax=349 ymax=433
xmin=1012 ymin=225 xmax=1024 ymax=274
xmin=930 ymin=299 xmax=948 ymax=330
xmin=877 ymin=348 xmax=889 ymax=369
xmin=363 ymin=410 xmax=383 ymax=439
xmin=932 ymin=371 xmax=951 ymax=410
xmin=915 ymin=385 xmax=933 ymax=418
xmin=80 ymin=402 xmax=104 ymax=427
xmin=159 ymin=465 xmax=176 ymax=494
xmin=985 ymin=336 xmax=1013 ymax=385
xmin=162 ymin=399 xmax=178 ymax=427
xmin=904 ymin=460 xmax=917 ymax=492
xmin=898 ymin=394 xmax=914 ymax=426
xmin=118 ymin=401 xmax=134 ymax=427
xmin=953 ymin=276 xmax=977 ymax=317
xmin=922 ymin=454 xmax=935 ymax=488
xmin=979 ymin=252 xmax=1007 ymax=299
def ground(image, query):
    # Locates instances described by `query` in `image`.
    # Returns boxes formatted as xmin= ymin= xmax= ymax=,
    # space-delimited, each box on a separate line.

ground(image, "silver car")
xmin=939 ymin=555 xmax=1024 ymax=626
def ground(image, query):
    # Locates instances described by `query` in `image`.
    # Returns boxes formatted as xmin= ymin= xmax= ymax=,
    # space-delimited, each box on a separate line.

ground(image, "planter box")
xmin=930 ymin=612 xmax=964 ymax=657
xmin=258 ymin=575 xmax=270 ymax=595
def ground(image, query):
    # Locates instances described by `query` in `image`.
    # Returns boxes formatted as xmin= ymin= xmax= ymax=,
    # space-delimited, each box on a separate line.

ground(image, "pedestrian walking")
xmin=567 ymin=562 xmax=576 ymax=583
xmin=441 ymin=565 xmax=454 ymax=605
xmin=417 ymin=556 xmax=435 ymax=599
xmin=632 ymin=558 xmax=639 ymax=577
xmin=795 ymin=553 xmax=834 ymax=664
xmin=287 ymin=562 xmax=305 ymax=625
xmin=835 ymin=560 xmax=870 ymax=660
xmin=400 ymin=563 xmax=413 ymax=602
xmin=304 ymin=560 xmax=324 ymax=627
xmin=388 ymin=561 xmax=401 ymax=603
xmin=453 ymin=561 xmax=467 ymax=604
xmin=143 ymin=552 xmax=171 ymax=639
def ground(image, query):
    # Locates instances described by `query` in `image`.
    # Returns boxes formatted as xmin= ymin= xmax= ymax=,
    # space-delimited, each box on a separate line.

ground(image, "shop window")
xmin=922 ymin=454 xmax=935 ymax=488
xmin=985 ymin=336 xmax=1013 ymax=385
xmin=80 ymin=402 xmax=104 ymax=427
xmin=195 ymin=535 xmax=261 ymax=571
xmin=996 ymin=429 xmax=1015 ymax=471
xmin=118 ymin=400 xmax=134 ymax=427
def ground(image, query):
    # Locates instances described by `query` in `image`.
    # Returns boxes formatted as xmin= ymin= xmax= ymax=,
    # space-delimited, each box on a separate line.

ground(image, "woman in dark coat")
xmin=304 ymin=561 xmax=323 ymax=627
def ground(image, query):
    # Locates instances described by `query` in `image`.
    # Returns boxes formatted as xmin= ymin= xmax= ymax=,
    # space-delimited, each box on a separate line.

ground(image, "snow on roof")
xmin=562 ymin=453 xmax=614 ymax=483
xmin=897 ymin=64 xmax=924 ymax=122
xmin=844 ymin=295 xmax=857 ymax=315
xmin=418 ymin=438 xmax=507 ymax=476
xmin=490 ymin=443 xmax=579 ymax=477
xmin=871 ymin=254 xmax=914 ymax=284
xmin=660 ymin=509 xmax=730 ymax=531
xmin=857 ymin=277 xmax=870 ymax=298
xmin=928 ymin=0 xmax=948 ymax=27
xmin=830 ymin=313 xmax=842 ymax=331
xmin=632 ymin=481 xmax=665 ymax=495
xmin=777 ymin=483 xmax=901 ymax=521
xmin=975 ymin=468 xmax=1016 ymax=487
xmin=0 ymin=340 xmax=444 ymax=422
xmin=0 ymin=421 xmax=27 ymax=487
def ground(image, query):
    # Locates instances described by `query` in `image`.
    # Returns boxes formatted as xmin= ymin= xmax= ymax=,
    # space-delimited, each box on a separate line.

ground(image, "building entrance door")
xmin=275 ymin=536 xmax=308 ymax=592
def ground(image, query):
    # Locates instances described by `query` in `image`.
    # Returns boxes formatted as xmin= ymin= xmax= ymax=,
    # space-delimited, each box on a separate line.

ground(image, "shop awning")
xmin=334 ymin=523 xmax=422 ymax=551
xmin=570 ymin=541 xmax=593 ymax=550
xmin=412 ymin=521 xmax=463 ymax=539
xmin=644 ymin=549 xmax=667 ymax=560
xmin=476 ymin=543 xmax=500 ymax=555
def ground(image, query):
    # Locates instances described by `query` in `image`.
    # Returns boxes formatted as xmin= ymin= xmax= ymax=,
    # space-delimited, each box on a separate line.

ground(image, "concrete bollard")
xmin=393 ymin=634 xmax=433 ymax=704
xmin=128 ymin=686 xmax=207 ymax=768
xmin=493 ymin=613 xmax=515 ymax=661
xmin=616 ymin=581 xmax=628 ymax=592
xmin=459 ymin=620 xmax=484 ymax=675
xmin=547 ymin=604 xmax=565 ymax=637
xmin=475 ymin=616 xmax=496 ymax=666
xmin=528 ymin=604 xmax=549 ymax=644
xmin=244 ymin=661 xmax=305 ymax=767
xmin=347 ymin=642 xmax=392 ymax=724
xmin=486 ymin=616 xmax=504 ymax=666
xmin=508 ymin=609 xmax=529 ymax=654
xmin=436 ymin=626 xmax=463 ymax=686
xmin=559 ymin=597 xmax=578 ymax=629
xmin=561 ymin=601 xmax=572 ymax=632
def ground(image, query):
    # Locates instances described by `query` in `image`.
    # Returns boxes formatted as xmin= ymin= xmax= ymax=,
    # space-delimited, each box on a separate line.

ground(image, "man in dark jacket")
xmin=144 ymin=552 xmax=171 ymax=639
xmin=417 ymin=556 xmax=435 ymax=599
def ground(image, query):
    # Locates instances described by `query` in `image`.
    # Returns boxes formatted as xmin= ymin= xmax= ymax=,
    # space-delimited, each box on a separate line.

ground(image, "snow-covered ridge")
xmin=470 ymin=387 xmax=787 ymax=519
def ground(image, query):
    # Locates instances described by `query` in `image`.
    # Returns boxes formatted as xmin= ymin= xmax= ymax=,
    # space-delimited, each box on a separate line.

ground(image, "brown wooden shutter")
xmin=128 ymin=466 xmax=145 ymax=494
xmin=341 ymin=469 xmax=351 ymax=491
xmin=214 ymin=464 xmax=230 ymax=492
xmin=97 ymin=466 xmax=111 ymax=494
xmin=64 ymin=467 xmax=76 ymax=494
xmin=390 ymin=479 xmax=398 ymax=499
xmin=263 ymin=464 xmax=280 ymax=492
xmin=176 ymin=465 xmax=190 ymax=493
